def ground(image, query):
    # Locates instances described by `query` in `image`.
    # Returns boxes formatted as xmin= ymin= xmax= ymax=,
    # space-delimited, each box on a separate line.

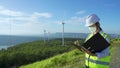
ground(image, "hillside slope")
xmin=0 ymin=38 xmax=80 ymax=68
xmin=20 ymin=49 xmax=85 ymax=68
xmin=20 ymin=40 xmax=120 ymax=68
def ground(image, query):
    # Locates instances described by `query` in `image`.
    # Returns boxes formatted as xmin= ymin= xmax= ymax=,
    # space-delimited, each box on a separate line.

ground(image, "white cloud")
xmin=55 ymin=16 xmax=85 ymax=25
xmin=76 ymin=10 xmax=86 ymax=15
xmin=0 ymin=6 xmax=52 ymax=24
xmin=0 ymin=6 xmax=52 ymax=23
xmin=0 ymin=6 xmax=53 ymax=35
xmin=31 ymin=12 xmax=52 ymax=19
xmin=0 ymin=18 xmax=10 ymax=23
xmin=61 ymin=10 xmax=86 ymax=24
xmin=0 ymin=6 xmax=87 ymax=35
xmin=0 ymin=6 xmax=24 ymax=16
xmin=67 ymin=16 xmax=85 ymax=23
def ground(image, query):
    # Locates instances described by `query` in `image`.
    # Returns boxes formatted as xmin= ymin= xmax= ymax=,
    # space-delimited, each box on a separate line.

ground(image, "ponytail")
xmin=95 ymin=22 xmax=102 ymax=31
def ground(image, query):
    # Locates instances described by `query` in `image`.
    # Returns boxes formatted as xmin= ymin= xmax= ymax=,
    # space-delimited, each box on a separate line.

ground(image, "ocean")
xmin=0 ymin=45 xmax=14 ymax=50
xmin=0 ymin=35 xmax=44 ymax=50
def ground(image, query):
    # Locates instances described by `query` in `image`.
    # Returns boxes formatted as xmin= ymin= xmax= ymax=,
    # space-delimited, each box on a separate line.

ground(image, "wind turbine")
xmin=62 ymin=21 xmax=65 ymax=46
xmin=44 ymin=29 xmax=46 ymax=43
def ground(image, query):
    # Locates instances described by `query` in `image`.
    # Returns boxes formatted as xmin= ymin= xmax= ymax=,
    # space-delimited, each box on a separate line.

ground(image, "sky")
xmin=0 ymin=0 xmax=120 ymax=36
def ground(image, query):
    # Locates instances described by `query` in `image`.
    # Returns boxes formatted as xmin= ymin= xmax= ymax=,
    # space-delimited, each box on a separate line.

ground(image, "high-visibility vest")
xmin=85 ymin=32 xmax=111 ymax=68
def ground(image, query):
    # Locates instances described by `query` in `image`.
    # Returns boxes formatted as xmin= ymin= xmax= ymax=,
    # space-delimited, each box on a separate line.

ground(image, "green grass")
xmin=0 ymin=39 xmax=76 ymax=68
xmin=110 ymin=43 xmax=120 ymax=68
xmin=20 ymin=49 xmax=85 ymax=68
xmin=20 ymin=39 xmax=120 ymax=68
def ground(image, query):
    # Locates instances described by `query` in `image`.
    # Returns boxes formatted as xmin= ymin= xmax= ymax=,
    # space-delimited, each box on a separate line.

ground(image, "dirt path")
xmin=110 ymin=43 xmax=120 ymax=68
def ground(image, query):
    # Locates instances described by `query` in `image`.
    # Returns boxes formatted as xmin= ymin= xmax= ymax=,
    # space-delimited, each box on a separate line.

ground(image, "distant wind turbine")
xmin=62 ymin=21 xmax=65 ymax=46
xmin=44 ymin=30 xmax=46 ymax=43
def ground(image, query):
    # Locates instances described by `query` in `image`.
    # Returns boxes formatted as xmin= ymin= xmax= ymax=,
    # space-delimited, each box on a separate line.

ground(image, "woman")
xmin=74 ymin=14 xmax=111 ymax=68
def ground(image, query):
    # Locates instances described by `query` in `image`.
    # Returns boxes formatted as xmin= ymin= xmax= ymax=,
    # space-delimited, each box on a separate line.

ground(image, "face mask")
xmin=89 ymin=27 xmax=97 ymax=33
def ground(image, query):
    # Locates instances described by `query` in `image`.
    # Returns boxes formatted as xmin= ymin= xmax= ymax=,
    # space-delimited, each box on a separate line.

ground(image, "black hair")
xmin=95 ymin=22 xmax=102 ymax=31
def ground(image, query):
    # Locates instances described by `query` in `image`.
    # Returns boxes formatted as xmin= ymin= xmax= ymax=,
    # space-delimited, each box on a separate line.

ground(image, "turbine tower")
xmin=44 ymin=30 xmax=46 ymax=43
xmin=62 ymin=21 xmax=65 ymax=46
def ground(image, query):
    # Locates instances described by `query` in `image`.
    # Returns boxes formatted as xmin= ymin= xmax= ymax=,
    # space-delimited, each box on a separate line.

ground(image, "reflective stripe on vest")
xmin=86 ymin=58 xmax=109 ymax=65
xmin=85 ymin=31 xmax=111 ymax=68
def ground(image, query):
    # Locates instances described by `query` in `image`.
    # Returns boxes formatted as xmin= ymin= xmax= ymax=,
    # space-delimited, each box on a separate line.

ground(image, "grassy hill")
xmin=0 ymin=38 xmax=119 ymax=68
xmin=20 ymin=39 xmax=120 ymax=68
xmin=20 ymin=49 xmax=85 ymax=68
xmin=0 ymin=38 xmax=83 ymax=68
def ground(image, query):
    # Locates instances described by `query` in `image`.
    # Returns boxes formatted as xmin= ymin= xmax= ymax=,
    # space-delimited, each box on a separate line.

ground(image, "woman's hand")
xmin=86 ymin=51 xmax=97 ymax=56
xmin=74 ymin=40 xmax=97 ymax=56
xmin=74 ymin=40 xmax=84 ymax=52
xmin=74 ymin=40 xmax=80 ymax=46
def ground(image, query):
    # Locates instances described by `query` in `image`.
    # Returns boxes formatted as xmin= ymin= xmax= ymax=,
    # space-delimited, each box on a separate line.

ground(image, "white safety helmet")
xmin=85 ymin=14 xmax=100 ymax=27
